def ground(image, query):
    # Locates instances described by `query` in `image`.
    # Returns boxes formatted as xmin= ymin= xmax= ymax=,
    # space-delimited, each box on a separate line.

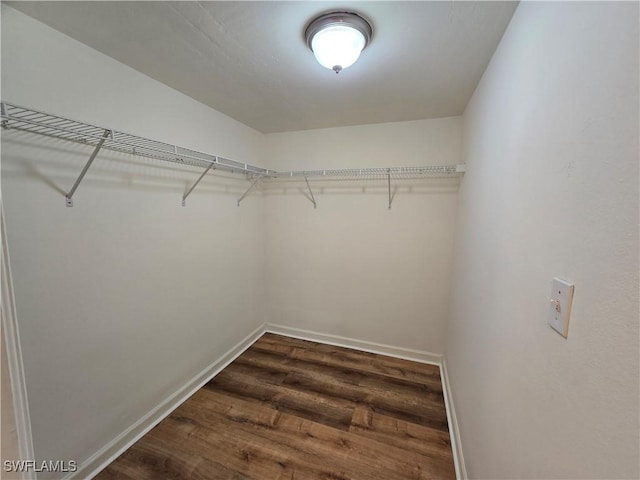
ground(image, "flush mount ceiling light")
xmin=305 ymin=11 xmax=372 ymax=74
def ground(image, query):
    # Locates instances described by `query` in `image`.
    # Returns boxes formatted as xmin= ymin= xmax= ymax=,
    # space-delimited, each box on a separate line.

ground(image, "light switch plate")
xmin=548 ymin=278 xmax=574 ymax=338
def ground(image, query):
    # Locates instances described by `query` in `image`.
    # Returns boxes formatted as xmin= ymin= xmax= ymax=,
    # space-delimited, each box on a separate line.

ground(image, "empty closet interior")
xmin=1 ymin=2 xmax=638 ymax=480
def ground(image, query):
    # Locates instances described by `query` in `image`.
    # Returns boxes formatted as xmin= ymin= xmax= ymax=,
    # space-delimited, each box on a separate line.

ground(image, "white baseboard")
xmin=265 ymin=323 xmax=442 ymax=366
xmin=73 ymin=323 xmax=267 ymax=480
xmin=440 ymin=357 xmax=467 ymax=480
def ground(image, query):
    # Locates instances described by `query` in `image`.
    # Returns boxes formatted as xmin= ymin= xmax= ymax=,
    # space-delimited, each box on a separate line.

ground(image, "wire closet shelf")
xmin=0 ymin=102 xmax=465 ymax=207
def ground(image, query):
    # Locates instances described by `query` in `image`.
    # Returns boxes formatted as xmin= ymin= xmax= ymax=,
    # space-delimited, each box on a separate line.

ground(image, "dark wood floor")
xmin=96 ymin=333 xmax=456 ymax=479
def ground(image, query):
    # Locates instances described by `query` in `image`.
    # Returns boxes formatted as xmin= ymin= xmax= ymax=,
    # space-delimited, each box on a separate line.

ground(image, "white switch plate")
xmin=548 ymin=278 xmax=575 ymax=338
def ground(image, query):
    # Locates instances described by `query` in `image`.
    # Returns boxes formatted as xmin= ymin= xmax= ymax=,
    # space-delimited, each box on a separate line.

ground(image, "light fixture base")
xmin=305 ymin=11 xmax=373 ymax=73
xmin=305 ymin=11 xmax=373 ymax=50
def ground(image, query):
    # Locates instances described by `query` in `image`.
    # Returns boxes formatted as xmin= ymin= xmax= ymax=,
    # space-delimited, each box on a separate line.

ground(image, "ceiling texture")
xmin=8 ymin=1 xmax=518 ymax=133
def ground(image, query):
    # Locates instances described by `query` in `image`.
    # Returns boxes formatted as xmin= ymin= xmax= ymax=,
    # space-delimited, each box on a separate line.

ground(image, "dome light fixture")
xmin=305 ymin=11 xmax=372 ymax=74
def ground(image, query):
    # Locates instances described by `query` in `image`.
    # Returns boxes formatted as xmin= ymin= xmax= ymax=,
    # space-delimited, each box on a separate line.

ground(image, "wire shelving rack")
xmin=1 ymin=102 xmax=465 ymax=208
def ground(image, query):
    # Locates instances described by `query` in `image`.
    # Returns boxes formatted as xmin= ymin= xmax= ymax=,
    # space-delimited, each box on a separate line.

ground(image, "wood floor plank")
xmin=206 ymin=362 xmax=355 ymax=430
xmin=349 ymin=405 xmax=455 ymax=477
xmin=284 ymin=370 xmax=448 ymax=431
xmin=156 ymin=393 xmax=398 ymax=480
xmin=150 ymin=416 xmax=316 ymax=480
xmin=217 ymin=358 xmax=288 ymax=386
xmin=96 ymin=437 xmax=250 ymax=480
xmin=236 ymin=348 xmax=448 ymax=431
xmin=255 ymin=333 xmax=442 ymax=387
xmin=96 ymin=333 xmax=456 ymax=480
xmin=238 ymin=346 xmax=443 ymax=401
xmin=181 ymin=388 xmax=448 ymax=480
xmin=151 ymin=416 xmax=297 ymax=480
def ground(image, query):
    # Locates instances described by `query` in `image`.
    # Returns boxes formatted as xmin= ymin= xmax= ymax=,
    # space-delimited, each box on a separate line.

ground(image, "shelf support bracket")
xmin=237 ymin=174 xmax=263 ymax=207
xmin=182 ymin=161 xmax=215 ymax=206
xmin=1 ymin=103 xmax=8 ymax=129
xmin=387 ymin=170 xmax=392 ymax=210
xmin=304 ymin=176 xmax=317 ymax=209
xmin=65 ymin=129 xmax=110 ymax=207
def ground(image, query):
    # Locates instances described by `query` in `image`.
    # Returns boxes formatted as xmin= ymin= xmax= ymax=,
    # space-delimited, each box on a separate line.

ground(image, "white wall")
xmin=1 ymin=6 xmax=266 ymax=476
xmin=446 ymin=2 xmax=639 ymax=479
xmin=264 ymin=118 xmax=461 ymax=354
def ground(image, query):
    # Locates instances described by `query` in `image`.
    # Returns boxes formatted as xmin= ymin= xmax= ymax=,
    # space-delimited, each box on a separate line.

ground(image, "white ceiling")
xmin=8 ymin=1 xmax=518 ymax=133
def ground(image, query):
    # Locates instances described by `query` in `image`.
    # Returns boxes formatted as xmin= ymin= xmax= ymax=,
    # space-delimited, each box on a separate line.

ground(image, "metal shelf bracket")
xmin=182 ymin=159 xmax=216 ymax=206
xmin=65 ymin=129 xmax=111 ymax=207
xmin=0 ymin=103 xmax=7 ymax=129
xmin=304 ymin=176 xmax=317 ymax=209
xmin=387 ymin=170 xmax=392 ymax=210
xmin=237 ymin=174 xmax=264 ymax=207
